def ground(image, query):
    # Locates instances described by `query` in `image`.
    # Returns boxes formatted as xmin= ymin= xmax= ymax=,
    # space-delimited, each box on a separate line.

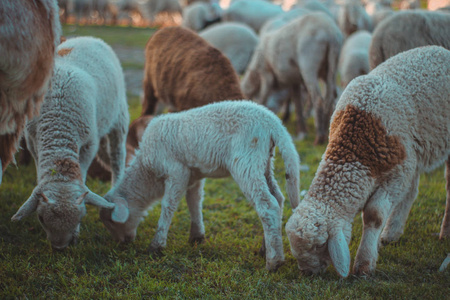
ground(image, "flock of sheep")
xmin=1 ymin=0 xmax=450 ymax=278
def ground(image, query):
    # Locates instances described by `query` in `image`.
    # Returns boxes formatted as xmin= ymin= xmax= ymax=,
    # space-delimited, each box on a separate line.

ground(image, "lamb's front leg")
xmin=186 ymin=179 xmax=206 ymax=244
xmin=149 ymin=172 xmax=190 ymax=254
xmin=354 ymin=188 xmax=392 ymax=276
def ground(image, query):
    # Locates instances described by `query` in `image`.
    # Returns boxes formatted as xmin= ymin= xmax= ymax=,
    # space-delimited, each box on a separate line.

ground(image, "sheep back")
xmin=142 ymin=26 xmax=244 ymax=115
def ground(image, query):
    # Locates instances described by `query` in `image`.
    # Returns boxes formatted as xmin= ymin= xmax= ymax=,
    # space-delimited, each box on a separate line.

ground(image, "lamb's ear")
xmin=328 ymin=229 xmax=350 ymax=278
xmin=84 ymin=190 xmax=115 ymax=209
xmin=111 ymin=198 xmax=129 ymax=224
xmin=11 ymin=188 xmax=41 ymax=221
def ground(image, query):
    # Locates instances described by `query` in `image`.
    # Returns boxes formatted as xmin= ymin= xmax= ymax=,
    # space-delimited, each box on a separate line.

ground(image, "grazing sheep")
xmin=338 ymin=0 xmax=373 ymax=37
xmin=338 ymin=30 xmax=372 ymax=87
xmin=369 ymin=10 xmax=450 ymax=69
xmin=293 ymin=0 xmax=335 ymax=21
xmin=182 ymin=1 xmax=222 ymax=32
xmin=369 ymin=7 xmax=394 ymax=29
xmin=285 ymin=46 xmax=450 ymax=277
xmin=141 ymin=26 xmax=244 ymax=115
xmin=223 ymin=0 xmax=283 ymax=33
xmin=199 ymin=22 xmax=259 ymax=74
xmin=0 ymin=0 xmax=61 ymax=185
xmin=99 ymin=100 xmax=301 ymax=271
xmin=241 ymin=12 xmax=343 ymax=144
xmin=147 ymin=0 xmax=182 ymax=23
xmin=259 ymin=7 xmax=310 ymax=36
xmin=11 ymin=37 xmax=129 ymax=250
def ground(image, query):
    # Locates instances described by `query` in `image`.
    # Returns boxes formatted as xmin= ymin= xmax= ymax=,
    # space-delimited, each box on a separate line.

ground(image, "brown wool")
xmin=326 ymin=105 xmax=406 ymax=177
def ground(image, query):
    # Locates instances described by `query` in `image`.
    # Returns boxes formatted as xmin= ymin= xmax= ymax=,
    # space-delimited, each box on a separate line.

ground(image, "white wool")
xmin=100 ymin=100 xmax=301 ymax=271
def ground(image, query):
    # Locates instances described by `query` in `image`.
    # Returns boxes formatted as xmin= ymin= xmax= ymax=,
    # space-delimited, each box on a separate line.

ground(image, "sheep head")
xmin=285 ymin=200 xmax=351 ymax=278
xmin=12 ymin=184 xmax=114 ymax=250
xmin=99 ymin=194 xmax=139 ymax=243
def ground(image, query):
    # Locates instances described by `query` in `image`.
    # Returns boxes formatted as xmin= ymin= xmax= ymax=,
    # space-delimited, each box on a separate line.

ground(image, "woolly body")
xmin=338 ymin=1 xmax=373 ymax=37
xmin=182 ymin=2 xmax=222 ymax=32
xmin=100 ymin=100 xmax=301 ymax=271
xmin=286 ymin=46 xmax=450 ymax=277
xmin=369 ymin=10 xmax=450 ymax=69
xmin=141 ymin=26 xmax=244 ymax=115
xmin=0 ymin=0 xmax=61 ymax=182
xmin=223 ymin=0 xmax=283 ymax=33
xmin=241 ymin=12 xmax=343 ymax=144
xmin=12 ymin=37 xmax=129 ymax=250
xmin=338 ymin=30 xmax=372 ymax=87
xmin=199 ymin=22 xmax=259 ymax=74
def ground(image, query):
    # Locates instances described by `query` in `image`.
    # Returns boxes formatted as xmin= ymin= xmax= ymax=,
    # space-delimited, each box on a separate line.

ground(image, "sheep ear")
xmin=11 ymin=189 xmax=41 ymax=221
xmin=328 ymin=229 xmax=350 ymax=278
xmin=111 ymin=198 xmax=129 ymax=224
xmin=84 ymin=191 xmax=115 ymax=209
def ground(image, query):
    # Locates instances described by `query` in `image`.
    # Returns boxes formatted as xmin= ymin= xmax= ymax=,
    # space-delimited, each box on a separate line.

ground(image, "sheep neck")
xmin=305 ymin=160 xmax=375 ymax=223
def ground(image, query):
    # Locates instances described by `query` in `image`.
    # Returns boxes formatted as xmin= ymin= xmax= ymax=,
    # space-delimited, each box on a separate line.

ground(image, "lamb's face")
xmin=36 ymin=189 xmax=87 ymax=250
xmin=285 ymin=205 xmax=330 ymax=275
xmin=99 ymin=196 xmax=136 ymax=243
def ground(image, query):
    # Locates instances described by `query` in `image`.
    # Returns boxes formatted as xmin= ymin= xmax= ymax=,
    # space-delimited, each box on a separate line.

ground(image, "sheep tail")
xmin=271 ymin=127 xmax=300 ymax=210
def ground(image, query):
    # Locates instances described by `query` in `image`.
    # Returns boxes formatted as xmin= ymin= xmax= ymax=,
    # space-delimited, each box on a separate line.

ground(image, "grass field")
xmin=1 ymin=24 xmax=449 ymax=299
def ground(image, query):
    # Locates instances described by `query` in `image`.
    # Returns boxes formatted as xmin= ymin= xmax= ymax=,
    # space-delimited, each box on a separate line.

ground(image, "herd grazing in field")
xmin=1 ymin=0 xmax=449 ymax=276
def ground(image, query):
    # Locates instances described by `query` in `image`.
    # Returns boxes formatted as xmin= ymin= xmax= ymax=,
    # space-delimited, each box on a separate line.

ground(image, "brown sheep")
xmin=141 ymin=26 xmax=244 ymax=116
xmin=0 ymin=0 xmax=61 ymax=184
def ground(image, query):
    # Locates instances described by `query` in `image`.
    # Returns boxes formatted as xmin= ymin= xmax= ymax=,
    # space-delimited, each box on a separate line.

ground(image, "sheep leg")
xmin=141 ymin=77 xmax=158 ymax=115
xmin=292 ymin=84 xmax=307 ymax=141
xmin=353 ymin=187 xmax=392 ymax=276
xmin=231 ymin=165 xmax=284 ymax=271
xmin=440 ymin=159 xmax=450 ymax=239
xmin=148 ymin=171 xmax=190 ymax=254
xmin=106 ymin=127 xmax=127 ymax=185
xmin=381 ymin=172 xmax=420 ymax=244
xmin=186 ymin=179 xmax=206 ymax=245
xmin=258 ymin=152 xmax=285 ymax=258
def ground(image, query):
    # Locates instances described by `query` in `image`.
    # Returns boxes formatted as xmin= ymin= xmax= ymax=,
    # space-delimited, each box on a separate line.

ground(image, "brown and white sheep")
xmin=0 ymin=0 xmax=61 ymax=185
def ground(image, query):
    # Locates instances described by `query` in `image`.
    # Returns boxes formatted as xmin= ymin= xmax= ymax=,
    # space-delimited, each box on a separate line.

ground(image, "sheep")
xmin=147 ymin=0 xmax=182 ymax=23
xmin=0 ymin=0 xmax=61 ymax=185
xmin=182 ymin=1 xmax=222 ymax=32
xmin=338 ymin=30 xmax=372 ymax=88
xmin=11 ymin=37 xmax=130 ymax=250
xmin=223 ymin=0 xmax=284 ymax=33
xmin=259 ymin=7 xmax=310 ymax=36
xmin=285 ymin=46 xmax=450 ymax=277
xmin=338 ymin=0 xmax=373 ymax=37
xmin=99 ymin=100 xmax=301 ymax=271
xmin=241 ymin=11 xmax=343 ymax=144
xmin=199 ymin=22 xmax=259 ymax=74
xmin=141 ymin=26 xmax=244 ymax=116
xmin=369 ymin=10 xmax=450 ymax=69
xmin=293 ymin=0 xmax=335 ymax=21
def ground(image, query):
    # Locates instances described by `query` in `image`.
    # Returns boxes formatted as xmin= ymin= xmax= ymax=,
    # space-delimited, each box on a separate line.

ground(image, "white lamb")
xmin=241 ymin=11 xmax=343 ymax=145
xmin=338 ymin=30 xmax=372 ymax=88
xmin=182 ymin=1 xmax=222 ymax=32
xmin=11 ymin=37 xmax=129 ymax=250
xmin=338 ymin=0 xmax=373 ymax=37
xmin=199 ymin=22 xmax=259 ymax=74
xmin=99 ymin=100 xmax=300 ymax=271
xmin=285 ymin=46 xmax=450 ymax=277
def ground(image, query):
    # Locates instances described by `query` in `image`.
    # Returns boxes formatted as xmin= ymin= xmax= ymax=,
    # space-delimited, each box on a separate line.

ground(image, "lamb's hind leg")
xmin=231 ymin=163 xmax=284 ymax=271
xmin=106 ymin=124 xmax=127 ymax=185
xmin=381 ymin=172 xmax=420 ymax=244
xmin=259 ymin=148 xmax=285 ymax=257
xmin=186 ymin=179 xmax=206 ymax=244
xmin=440 ymin=159 xmax=450 ymax=239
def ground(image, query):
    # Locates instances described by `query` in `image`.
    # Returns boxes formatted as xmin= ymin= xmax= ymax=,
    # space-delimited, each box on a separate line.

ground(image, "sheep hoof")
xmin=148 ymin=244 xmax=165 ymax=257
xmin=266 ymin=259 xmax=285 ymax=272
xmin=380 ymin=232 xmax=402 ymax=245
xmin=353 ymin=260 xmax=375 ymax=277
xmin=188 ymin=235 xmax=206 ymax=245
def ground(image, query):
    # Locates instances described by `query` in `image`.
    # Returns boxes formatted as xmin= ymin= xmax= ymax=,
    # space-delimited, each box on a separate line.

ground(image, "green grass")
xmin=1 ymin=25 xmax=449 ymax=299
